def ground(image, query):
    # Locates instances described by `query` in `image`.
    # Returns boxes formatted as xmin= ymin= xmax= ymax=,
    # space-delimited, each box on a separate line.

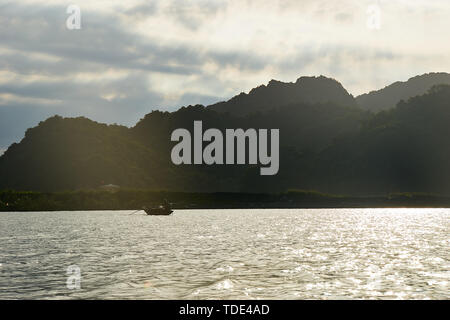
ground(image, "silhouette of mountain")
xmin=1 ymin=75 xmax=450 ymax=195
xmin=356 ymin=72 xmax=450 ymax=112
xmin=208 ymin=76 xmax=357 ymax=116
xmin=0 ymin=116 xmax=170 ymax=191
xmin=316 ymin=84 xmax=450 ymax=194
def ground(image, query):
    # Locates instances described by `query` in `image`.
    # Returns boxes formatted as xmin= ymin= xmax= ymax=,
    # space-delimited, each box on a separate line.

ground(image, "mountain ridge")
xmin=1 ymin=74 xmax=450 ymax=195
xmin=207 ymin=75 xmax=357 ymax=116
xmin=356 ymin=72 xmax=450 ymax=112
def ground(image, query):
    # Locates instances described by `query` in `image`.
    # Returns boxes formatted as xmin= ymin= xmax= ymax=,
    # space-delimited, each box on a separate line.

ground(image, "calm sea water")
xmin=0 ymin=209 xmax=448 ymax=299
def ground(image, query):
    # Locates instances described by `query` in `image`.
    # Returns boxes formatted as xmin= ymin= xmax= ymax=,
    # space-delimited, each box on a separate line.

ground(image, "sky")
xmin=1 ymin=0 xmax=450 ymax=152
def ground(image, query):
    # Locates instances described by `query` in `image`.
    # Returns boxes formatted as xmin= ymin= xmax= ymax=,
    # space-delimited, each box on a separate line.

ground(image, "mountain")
xmin=0 ymin=116 xmax=170 ymax=191
xmin=1 ymin=76 xmax=450 ymax=195
xmin=356 ymin=72 xmax=450 ymax=112
xmin=208 ymin=75 xmax=357 ymax=116
xmin=315 ymin=84 xmax=450 ymax=194
xmin=129 ymin=101 xmax=364 ymax=193
xmin=0 ymin=82 xmax=364 ymax=192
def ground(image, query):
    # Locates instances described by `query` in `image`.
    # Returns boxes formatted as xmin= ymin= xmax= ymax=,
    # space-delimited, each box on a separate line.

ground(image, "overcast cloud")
xmin=1 ymin=0 xmax=450 ymax=150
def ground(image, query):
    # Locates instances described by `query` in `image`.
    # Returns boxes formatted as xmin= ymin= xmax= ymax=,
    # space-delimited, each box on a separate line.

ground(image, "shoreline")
xmin=2 ymin=206 xmax=450 ymax=213
xmin=2 ymin=189 xmax=450 ymax=211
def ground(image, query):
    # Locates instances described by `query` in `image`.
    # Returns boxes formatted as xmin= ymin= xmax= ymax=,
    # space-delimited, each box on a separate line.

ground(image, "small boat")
xmin=143 ymin=206 xmax=173 ymax=215
xmin=143 ymin=200 xmax=173 ymax=215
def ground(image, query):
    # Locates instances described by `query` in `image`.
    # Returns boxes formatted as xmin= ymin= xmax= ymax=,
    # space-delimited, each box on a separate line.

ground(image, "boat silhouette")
xmin=142 ymin=200 xmax=173 ymax=215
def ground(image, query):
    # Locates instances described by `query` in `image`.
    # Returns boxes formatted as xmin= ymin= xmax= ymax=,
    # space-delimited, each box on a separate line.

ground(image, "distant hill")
xmin=1 ymin=75 xmax=450 ymax=195
xmin=356 ymin=72 xmax=450 ymax=112
xmin=0 ymin=93 xmax=365 ymax=193
xmin=208 ymin=75 xmax=357 ymax=116
xmin=316 ymin=84 xmax=450 ymax=194
xmin=0 ymin=116 xmax=169 ymax=191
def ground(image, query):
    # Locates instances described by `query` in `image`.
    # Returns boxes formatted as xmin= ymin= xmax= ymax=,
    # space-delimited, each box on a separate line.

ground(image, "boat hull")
xmin=144 ymin=208 xmax=173 ymax=215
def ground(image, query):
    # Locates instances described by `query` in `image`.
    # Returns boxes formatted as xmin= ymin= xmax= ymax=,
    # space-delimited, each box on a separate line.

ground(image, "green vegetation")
xmin=1 ymin=76 xmax=450 ymax=198
xmin=1 ymin=189 xmax=450 ymax=212
xmin=356 ymin=72 xmax=450 ymax=112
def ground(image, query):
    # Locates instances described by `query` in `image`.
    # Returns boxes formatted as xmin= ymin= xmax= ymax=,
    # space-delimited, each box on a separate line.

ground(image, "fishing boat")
xmin=143 ymin=206 xmax=173 ymax=215
xmin=143 ymin=200 xmax=173 ymax=215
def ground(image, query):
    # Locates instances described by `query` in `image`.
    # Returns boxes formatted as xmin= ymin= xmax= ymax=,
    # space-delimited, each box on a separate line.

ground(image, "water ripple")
xmin=0 ymin=208 xmax=448 ymax=299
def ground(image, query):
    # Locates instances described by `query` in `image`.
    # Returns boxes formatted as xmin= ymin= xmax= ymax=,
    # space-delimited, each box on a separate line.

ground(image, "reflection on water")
xmin=0 ymin=208 xmax=448 ymax=299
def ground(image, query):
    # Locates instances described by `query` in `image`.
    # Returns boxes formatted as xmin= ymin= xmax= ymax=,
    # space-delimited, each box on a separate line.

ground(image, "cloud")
xmin=0 ymin=0 xmax=450 ymax=150
xmin=122 ymin=2 xmax=158 ymax=19
xmin=168 ymin=0 xmax=227 ymax=30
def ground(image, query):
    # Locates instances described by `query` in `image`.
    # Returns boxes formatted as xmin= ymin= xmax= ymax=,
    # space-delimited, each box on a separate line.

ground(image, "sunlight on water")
xmin=0 ymin=209 xmax=448 ymax=299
